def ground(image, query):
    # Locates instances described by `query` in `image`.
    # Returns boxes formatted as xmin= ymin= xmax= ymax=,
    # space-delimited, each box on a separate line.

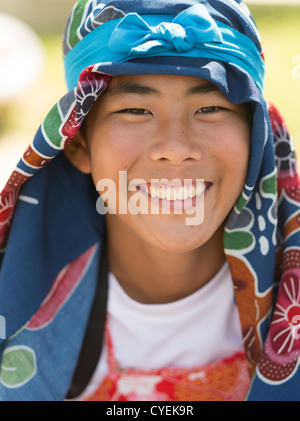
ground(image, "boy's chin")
xmin=144 ymin=223 xmax=210 ymax=254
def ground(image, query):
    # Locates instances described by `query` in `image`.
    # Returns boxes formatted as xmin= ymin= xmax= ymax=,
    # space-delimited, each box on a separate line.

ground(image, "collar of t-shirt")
xmin=108 ymin=260 xmax=243 ymax=369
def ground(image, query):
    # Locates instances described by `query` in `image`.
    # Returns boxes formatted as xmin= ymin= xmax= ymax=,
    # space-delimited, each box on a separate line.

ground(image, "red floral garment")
xmin=85 ymin=327 xmax=251 ymax=402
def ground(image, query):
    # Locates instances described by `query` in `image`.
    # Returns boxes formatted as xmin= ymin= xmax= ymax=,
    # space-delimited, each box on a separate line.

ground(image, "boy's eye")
xmin=119 ymin=108 xmax=150 ymax=115
xmin=197 ymin=106 xmax=222 ymax=114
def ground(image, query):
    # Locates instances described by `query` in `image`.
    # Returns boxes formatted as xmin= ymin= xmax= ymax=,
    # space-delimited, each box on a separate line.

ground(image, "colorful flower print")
xmin=257 ymin=269 xmax=300 ymax=384
xmin=75 ymin=69 xmax=110 ymax=127
xmin=0 ymin=346 xmax=36 ymax=388
xmin=0 ymin=187 xmax=19 ymax=249
xmin=226 ymin=255 xmax=273 ymax=375
xmin=278 ymin=173 xmax=300 ymax=207
xmin=283 ymin=248 xmax=300 ymax=271
xmin=268 ymin=103 xmax=298 ymax=177
xmin=26 ymin=245 xmax=97 ymax=330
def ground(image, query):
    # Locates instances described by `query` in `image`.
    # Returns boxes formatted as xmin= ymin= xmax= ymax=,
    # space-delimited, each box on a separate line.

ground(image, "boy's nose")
xmin=147 ymin=119 xmax=202 ymax=166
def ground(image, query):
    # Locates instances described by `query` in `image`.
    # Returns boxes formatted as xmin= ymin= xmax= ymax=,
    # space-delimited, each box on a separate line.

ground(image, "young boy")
xmin=0 ymin=0 xmax=299 ymax=401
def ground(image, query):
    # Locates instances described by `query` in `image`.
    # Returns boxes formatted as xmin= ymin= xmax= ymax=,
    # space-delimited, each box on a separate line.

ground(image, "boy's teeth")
xmin=177 ymin=189 xmax=183 ymax=200
xmin=158 ymin=187 xmax=166 ymax=199
xmin=147 ymin=184 xmax=205 ymax=200
xmin=182 ymin=188 xmax=189 ymax=200
xmin=189 ymin=186 xmax=196 ymax=198
xmin=165 ymin=189 xmax=175 ymax=200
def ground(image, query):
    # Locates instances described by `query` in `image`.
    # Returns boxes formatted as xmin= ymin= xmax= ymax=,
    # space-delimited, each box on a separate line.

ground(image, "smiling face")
xmin=74 ymin=74 xmax=251 ymax=254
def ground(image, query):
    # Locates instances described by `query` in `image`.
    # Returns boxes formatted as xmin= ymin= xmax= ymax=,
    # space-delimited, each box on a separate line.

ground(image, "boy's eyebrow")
xmin=105 ymin=82 xmax=160 ymax=97
xmin=105 ymin=80 xmax=223 ymax=98
xmin=185 ymin=83 xmax=223 ymax=97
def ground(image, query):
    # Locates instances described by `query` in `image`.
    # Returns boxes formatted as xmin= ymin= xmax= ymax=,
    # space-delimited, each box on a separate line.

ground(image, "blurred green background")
xmin=0 ymin=1 xmax=299 ymax=187
xmin=252 ymin=4 xmax=300 ymax=154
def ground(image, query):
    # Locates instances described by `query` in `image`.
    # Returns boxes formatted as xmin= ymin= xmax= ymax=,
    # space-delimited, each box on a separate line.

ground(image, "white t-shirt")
xmin=76 ymin=261 xmax=243 ymax=400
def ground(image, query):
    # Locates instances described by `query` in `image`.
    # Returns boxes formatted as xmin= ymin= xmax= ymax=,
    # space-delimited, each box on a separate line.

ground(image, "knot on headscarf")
xmin=108 ymin=4 xmax=223 ymax=55
xmin=149 ymin=22 xmax=191 ymax=53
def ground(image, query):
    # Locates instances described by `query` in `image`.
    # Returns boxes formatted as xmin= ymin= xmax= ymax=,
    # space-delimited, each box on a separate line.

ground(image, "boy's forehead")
xmin=105 ymin=74 xmax=222 ymax=97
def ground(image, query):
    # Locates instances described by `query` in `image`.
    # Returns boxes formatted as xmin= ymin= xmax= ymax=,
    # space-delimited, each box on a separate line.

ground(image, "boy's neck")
xmin=105 ymin=218 xmax=226 ymax=305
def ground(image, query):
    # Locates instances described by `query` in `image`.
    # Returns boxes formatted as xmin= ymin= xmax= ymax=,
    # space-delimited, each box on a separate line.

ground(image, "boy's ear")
xmin=63 ymin=131 xmax=91 ymax=174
